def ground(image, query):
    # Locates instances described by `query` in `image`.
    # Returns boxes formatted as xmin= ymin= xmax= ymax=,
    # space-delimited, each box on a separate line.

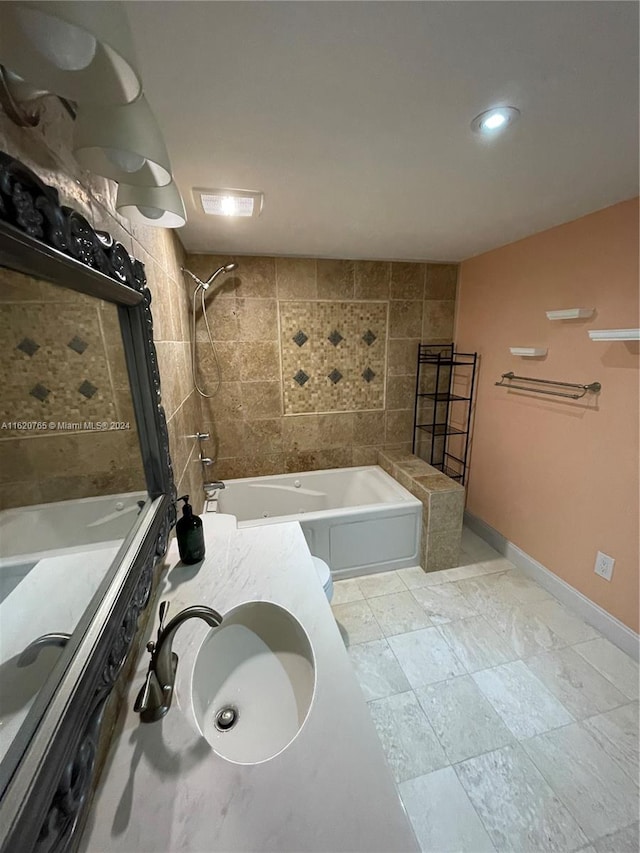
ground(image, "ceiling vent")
xmin=194 ymin=188 xmax=264 ymax=217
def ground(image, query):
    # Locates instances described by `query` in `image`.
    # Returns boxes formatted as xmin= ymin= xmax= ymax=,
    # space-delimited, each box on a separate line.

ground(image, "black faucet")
xmin=134 ymin=601 xmax=222 ymax=723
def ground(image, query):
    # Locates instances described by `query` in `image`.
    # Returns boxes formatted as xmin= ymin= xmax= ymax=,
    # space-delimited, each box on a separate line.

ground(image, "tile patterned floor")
xmin=332 ymin=527 xmax=640 ymax=853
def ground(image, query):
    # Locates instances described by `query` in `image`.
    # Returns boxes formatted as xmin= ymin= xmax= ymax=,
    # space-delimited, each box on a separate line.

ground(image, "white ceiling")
xmin=125 ymin=1 xmax=639 ymax=261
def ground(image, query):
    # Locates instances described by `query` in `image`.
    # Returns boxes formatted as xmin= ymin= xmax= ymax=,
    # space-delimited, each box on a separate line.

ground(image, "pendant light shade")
xmin=73 ymin=95 xmax=172 ymax=187
xmin=0 ymin=1 xmax=141 ymax=104
xmin=116 ymin=181 xmax=186 ymax=229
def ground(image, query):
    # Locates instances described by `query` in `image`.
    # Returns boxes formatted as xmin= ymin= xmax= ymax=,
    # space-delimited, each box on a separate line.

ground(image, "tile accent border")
xmin=464 ymin=510 xmax=640 ymax=661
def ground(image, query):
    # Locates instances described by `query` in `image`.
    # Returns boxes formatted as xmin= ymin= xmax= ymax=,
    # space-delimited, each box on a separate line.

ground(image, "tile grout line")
xmin=570 ymin=640 xmax=639 ymax=700
xmin=525 ymin=647 xmax=635 ymax=713
xmin=335 ymin=545 xmax=637 ymax=853
xmin=395 ymin=736 xmax=501 ymax=852
xmin=514 ymin=733 xmax=601 ymax=847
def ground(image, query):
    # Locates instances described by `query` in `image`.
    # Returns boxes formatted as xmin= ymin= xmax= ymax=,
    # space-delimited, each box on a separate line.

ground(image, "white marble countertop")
xmin=80 ymin=514 xmax=418 ymax=853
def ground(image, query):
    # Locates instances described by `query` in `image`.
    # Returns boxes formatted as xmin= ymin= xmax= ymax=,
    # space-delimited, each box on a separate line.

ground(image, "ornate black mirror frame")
xmin=0 ymin=152 xmax=177 ymax=853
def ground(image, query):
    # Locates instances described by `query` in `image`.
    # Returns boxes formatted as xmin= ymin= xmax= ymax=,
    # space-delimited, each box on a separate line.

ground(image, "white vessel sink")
xmin=191 ymin=601 xmax=315 ymax=764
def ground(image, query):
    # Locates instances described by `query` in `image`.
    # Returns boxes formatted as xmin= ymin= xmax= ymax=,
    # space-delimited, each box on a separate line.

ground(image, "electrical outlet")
xmin=594 ymin=551 xmax=615 ymax=581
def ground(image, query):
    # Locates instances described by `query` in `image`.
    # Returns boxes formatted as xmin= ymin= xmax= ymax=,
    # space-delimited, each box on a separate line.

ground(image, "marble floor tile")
xmin=347 ymin=638 xmax=411 ymax=701
xmin=437 ymin=559 xmax=515 ymax=582
xmin=522 ymin=723 xmax=639 ymax=841
xmin=472 ymin=660 xmax=574 ymax=739
xmin=593 ymin=822 xmax=639 ymax=853
xmin=526 ymin=647 xmax=628 ymax=720
xmin=525 ymin=599 xmax=601 ymax=645
xmin=480 ymin=599 xmax=568 ymax=658
xmin=397 ymin=565 xmax=450 ymax=589
xmin=331 ymin=577 xmax=364 ymax=605
xmin=490 ymin=568 xmax=554 ymax=604
xmin=454 ymin=575 xmax=514 ymax=612
xmin=573 ymin=638 xmax=639 ymax=700
xmin=457 ymin=548 xmax=476 ymax=566
xmin=458 ymin=545 xmax=504 ymax=568
xmin=460 ymin=528 xmax=501 ymax=562
xmin=399 ymin=766 xmax=495 ymax=853
xmin=331 ymin=600 xmax=383 ymax=646
xmin=456 ymin=570 xmax=550 ymax=609
xmin=356 ymin=571 xmax=407 ymax=598
xmin=388 ymin=627 xmax=466 ymax=688
xmin=415 ymin=675 xmax=514 ymax=764
xmin=368 ymin=691 xmax=447 ymax=783
xmin=397 ymin=555 xmax=510 ymax=591
xmin=368 ymin=591 xmax=433 ymax=637
xmin=411 ymin=583 xmax=478 ymax=624
xmin=582 ymin=702 xmax=639 ymax=783
xmin=437 ymin=616 xmax=517 ymax=673
xmin=455 ymin=744 xmax=588 ymax=852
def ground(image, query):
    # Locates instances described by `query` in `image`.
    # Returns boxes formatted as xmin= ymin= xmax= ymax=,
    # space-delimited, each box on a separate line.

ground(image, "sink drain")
xmin=214 ymin=705 xmax=238 ymax=732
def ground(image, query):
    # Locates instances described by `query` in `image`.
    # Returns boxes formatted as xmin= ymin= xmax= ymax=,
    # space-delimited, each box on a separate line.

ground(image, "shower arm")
xmin=181 ymin=263 xmax=238 ymax=292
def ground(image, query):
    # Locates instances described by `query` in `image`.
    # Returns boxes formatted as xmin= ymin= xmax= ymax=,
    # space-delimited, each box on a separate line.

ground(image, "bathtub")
xmin=0 ymin=491 xmax=148 ymax=568
xmin=214 ymin=466 xmax=421 ymax=580
xmin=0 ymin=490 xmax=148 ymax=761
xmin=0 ymin=490 xmax=148 ymax=645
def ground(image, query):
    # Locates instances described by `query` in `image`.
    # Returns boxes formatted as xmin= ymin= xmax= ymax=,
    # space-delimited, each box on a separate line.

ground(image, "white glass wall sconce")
xmin=73 ymin=95 xmax=172 ymax=187
xmin=116 ymin=180 xmax=187 ymax=228
xmin=0 ymin=1 xmax=141 ymax=105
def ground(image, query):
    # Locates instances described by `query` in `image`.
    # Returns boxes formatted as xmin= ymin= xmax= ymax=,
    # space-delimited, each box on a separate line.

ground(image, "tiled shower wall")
xmin=0 ymin=101 xmax=202 ymax=512
xmin=185 ymin=254 xmax=457 ymax=478
xmin=0 ymin=270 xmax=146 ymax=507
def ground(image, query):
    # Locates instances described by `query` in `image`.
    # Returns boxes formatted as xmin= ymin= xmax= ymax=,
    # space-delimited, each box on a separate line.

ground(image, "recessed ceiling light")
xmin=471 ymin=107 xmax=520 ymax=135
xmin=194 ymin=188 xmax=264 ymax=217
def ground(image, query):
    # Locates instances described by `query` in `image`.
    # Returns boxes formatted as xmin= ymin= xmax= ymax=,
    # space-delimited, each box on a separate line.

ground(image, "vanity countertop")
xmin=80 ymin=514 xmax=418 ymax=853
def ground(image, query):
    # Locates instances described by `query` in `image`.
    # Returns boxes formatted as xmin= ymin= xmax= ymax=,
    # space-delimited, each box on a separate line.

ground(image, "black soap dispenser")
xmin=176 ymin=495 xmax=205 ymax=564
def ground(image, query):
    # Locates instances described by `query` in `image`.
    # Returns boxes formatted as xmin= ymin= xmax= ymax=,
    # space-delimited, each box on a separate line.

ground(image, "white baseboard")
xmin=464 ymin=510 xmax=640 ymax=662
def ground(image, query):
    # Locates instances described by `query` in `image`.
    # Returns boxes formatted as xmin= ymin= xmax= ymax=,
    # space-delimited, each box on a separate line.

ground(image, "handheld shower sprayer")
xmin=182 ymin=262 xmax=238 ymax=292
xmin=182 ymin=262 xmax=240 ymax=399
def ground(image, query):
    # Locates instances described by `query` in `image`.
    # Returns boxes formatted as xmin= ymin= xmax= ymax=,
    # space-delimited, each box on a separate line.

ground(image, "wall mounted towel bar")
xmin=495 ymin=372 xmax=601 ymax=399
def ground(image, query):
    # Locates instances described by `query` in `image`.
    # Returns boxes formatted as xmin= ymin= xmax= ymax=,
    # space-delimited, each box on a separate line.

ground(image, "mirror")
xmin=0 ymin=152 xmax=175 ymax=853
xmin=0 ymin=268 xmax=148 ymax=765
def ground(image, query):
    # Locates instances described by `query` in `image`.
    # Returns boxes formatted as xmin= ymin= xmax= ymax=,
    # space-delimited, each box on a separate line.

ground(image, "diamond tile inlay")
xmin=30 ymin=383 xmax=50 ymax=402
xmin=362 ymin=367 xmax=376 ymax=383
xmin=17 ymin=337 xmax=39 ymax=357
xmin=279 ymin=301 xmax=387 ymax=414
xmin=67 ymin=335 xmax=88 ymax=354
xmin=78 ymin=380 xmax=98 ymax=399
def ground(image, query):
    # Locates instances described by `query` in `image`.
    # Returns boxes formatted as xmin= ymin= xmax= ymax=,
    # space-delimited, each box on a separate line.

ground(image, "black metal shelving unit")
xmin=412 ymin=343 xmax=478 ymax=485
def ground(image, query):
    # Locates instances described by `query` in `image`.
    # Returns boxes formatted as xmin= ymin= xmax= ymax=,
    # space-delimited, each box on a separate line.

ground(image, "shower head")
xmin=181 ymin=262 xmax=239 ymax=292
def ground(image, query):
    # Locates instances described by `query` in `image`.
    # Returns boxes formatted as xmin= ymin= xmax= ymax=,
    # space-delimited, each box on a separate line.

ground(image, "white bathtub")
xmin=0 ymin=490 xmax=148 ymax=761
xmin=214 ymin=466 xmax=421 ymax=580
xmin=0 ymin=491 xmax=148 ymax=567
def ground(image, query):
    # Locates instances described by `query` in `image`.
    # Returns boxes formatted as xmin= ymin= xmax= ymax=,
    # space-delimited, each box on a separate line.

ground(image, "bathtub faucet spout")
xmin=204 ymin=480 xmax=226 ymax=499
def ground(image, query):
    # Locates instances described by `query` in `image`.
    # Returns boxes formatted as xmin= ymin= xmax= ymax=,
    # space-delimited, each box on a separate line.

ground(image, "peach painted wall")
xmin=456 ymin=198 xmax=639 ymax=632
